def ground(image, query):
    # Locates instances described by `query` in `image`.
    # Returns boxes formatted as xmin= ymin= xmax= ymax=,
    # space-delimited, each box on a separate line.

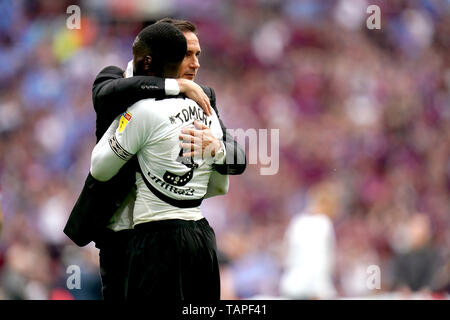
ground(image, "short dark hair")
xmin=156 ymin=17 xmax=197 ymax=34
xmin=133 ymin=22 xmax=187 ymax=65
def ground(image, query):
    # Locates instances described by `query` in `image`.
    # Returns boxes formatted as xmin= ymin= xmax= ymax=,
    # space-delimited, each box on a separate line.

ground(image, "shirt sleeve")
xmin=164 ymin=79 xmax=180 ymax=95
xmin=114 ymin=101 xmax=152 ymax=155
xmin=90 ymin=101 xmax=151 ymax=181
xmin=125 ymin=60 xmax=133 ymax=78
xmin=90 ymin=118 xmax=127 ymax=181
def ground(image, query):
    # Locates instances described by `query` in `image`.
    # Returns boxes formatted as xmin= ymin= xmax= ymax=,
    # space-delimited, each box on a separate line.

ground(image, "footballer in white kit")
xmin=91 ymin=95 xmax=225 ymax=226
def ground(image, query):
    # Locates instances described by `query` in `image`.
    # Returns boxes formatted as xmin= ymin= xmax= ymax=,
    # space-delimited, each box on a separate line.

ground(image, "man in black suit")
xmin=64 ymin=18 xmax=246 ymax=300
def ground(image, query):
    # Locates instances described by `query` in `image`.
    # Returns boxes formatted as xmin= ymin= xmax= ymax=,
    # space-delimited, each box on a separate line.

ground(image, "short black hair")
xmin=156 ymin=17 xmax=197 ymax=34
xmin=133 ymin=22 xmax=187 ymax=65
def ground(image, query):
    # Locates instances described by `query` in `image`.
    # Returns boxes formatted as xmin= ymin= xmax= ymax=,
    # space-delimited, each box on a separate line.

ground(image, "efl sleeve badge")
xmin=118 ymin=111 xmax=132 ymax=133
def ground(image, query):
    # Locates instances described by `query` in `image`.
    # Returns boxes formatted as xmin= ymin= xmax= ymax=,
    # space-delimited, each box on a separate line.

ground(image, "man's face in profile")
xmin=178 ymin=32 xmax=201 ymax=80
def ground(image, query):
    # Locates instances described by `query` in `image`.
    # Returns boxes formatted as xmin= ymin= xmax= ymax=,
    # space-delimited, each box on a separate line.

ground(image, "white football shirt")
xmin=97 ymin=97 xmax=223 ymax=227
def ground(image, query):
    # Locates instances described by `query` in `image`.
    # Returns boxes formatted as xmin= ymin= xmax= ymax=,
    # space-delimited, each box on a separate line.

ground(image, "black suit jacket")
xmin=64 ymin=66 xmax=246 ymax=247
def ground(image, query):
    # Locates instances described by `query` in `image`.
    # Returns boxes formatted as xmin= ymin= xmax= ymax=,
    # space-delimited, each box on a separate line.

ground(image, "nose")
xmin=191 ymin=56 xmax=200 ymax=70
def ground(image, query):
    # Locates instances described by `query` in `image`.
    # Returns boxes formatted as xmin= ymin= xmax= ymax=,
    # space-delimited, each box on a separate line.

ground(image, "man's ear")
xmin=144 ymin=56 xmax=152 ymax=71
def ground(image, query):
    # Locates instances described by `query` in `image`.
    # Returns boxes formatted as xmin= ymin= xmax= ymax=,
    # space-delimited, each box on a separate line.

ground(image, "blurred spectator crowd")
xmin=0 ymin=0 xmax=449 ymax=299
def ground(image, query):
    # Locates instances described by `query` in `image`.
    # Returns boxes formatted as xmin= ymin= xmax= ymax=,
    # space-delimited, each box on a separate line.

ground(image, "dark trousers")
xmin=125 ymin=218 xmax=220 ymax=300
xmin=97 ymin=229 xmax=134 ymax=300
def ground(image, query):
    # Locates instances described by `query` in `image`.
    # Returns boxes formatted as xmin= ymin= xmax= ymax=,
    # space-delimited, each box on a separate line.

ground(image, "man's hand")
xmin=176 ymin=79 xmax=212 ymax=116
xmin=179 ymin=120 xmax=221 ymax=160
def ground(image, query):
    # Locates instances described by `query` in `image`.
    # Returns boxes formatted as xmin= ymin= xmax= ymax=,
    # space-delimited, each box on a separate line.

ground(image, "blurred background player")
xmin=279 ymin=182 xmax=340 ymax=299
